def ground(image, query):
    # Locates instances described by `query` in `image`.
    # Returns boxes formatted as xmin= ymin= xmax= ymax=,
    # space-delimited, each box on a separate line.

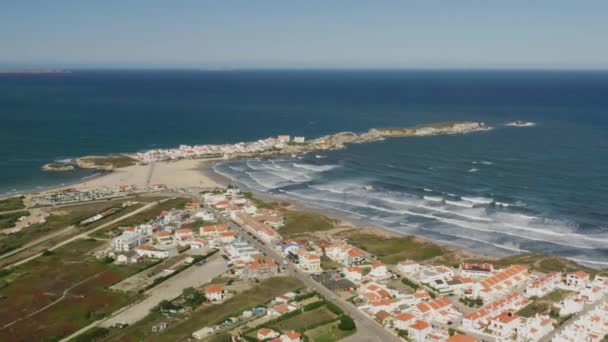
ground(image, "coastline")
xmin=206 ymin=159 xmax=602 ymax=271
xmin=207 ymin=160 xmax=496 ymax=262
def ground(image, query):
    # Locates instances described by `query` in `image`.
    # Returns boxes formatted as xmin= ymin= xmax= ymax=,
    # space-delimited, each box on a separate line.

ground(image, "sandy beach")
xmin=67 ymin=159 xmax=222 ymax=190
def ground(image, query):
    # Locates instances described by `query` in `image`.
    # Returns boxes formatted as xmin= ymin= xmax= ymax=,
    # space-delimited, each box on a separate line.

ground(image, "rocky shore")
xmin=41 ymin=163 xmax=75 ymax=172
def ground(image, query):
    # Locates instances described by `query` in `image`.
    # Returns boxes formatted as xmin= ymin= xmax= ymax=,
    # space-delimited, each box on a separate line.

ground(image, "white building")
xmin=135 ymin=245 xmax=171 ymax=259
xmin=204 ymin=284 xmax=225 ymax=301
xmin=111 ymin=231 xmax=144 ymax=252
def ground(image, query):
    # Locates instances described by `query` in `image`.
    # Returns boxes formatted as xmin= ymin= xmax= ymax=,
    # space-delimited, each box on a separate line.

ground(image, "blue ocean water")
xmin=1 ymin=70 xmax=607 ymax=264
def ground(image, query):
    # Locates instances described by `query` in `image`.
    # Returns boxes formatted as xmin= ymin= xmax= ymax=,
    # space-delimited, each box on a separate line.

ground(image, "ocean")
xmin=1 ymin=70 xmax=607 ymax=265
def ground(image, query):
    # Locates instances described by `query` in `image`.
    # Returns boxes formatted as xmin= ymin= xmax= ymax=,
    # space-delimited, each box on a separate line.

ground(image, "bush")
xmin=41 ymin=249 xmax=55 ymax=256
xmin=338 ymin=315 xmax=356 ymax=331
xmin=303 ymin=300 xmax=326 ymax=311
xmin=401 ymin=277 xmax=419 ymax=290
xmin=326 ymin=302 xmax=343 ymax=315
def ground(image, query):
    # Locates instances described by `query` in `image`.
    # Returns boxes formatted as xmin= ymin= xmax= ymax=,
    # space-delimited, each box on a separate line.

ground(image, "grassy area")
xmin=0 ymin=200 xmax=127 ymax=257
xmin=0 ymin=238 xmax=150 ymax=341
xmin=516 ymin=290 xmax=571 ymax=318
xmin=269 ymin=306 xmax=337 ymax=332
xmin=0 ymin=196 xmax=25 ymax=211
xmin=280 ymin=211 xmax=337 ymax=238
xmin=488 ymin=253 xmax=594 ymax=274
xmin=345 ymin=233 xmax=444 ymax=264
xmin=77 ymin=155 xmax=138 ymax=169
xmin=104 ymin=276 xmax=304 ymax=341
xmin=321 ymin=256 xmax=343 ymax=270
xmin=0 ymin=210 xmax=29 ymax=229
xmin=308 ymin=321 xmax=356 ymax=342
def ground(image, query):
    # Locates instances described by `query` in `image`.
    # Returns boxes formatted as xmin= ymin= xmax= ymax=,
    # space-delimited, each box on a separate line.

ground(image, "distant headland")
xmin=42 ymin=121 xmax=488 ymax=172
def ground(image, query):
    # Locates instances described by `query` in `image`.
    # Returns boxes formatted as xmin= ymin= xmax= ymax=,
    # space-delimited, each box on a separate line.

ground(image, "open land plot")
xmin=102 ymin=276 xmax=304 ymax=342
xmin=341 ymin=232 xmax=444 ymax=264
xmin=280 ymin=210 xmax=337 ymax=239
xmin=0 ymin=238 xmax=153 ymax=341
xmin=516 ymin=289 xmax=572 ymax=318
xmin=307 ymin=321 xmax=356 ymax=342
xmin=268 ymin=305 xmax=338 ymax=332
xmin=0 ymin=198 xmax=138 ymax=259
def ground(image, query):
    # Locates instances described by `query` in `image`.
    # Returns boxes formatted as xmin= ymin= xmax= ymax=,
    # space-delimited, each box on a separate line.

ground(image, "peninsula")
xmin=42 ymin=121 xmax=487 ymax=172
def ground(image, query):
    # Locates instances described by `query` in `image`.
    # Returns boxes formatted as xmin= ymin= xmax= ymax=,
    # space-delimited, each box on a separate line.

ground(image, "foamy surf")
xmin=461 ymin=196 xmax=494 ymax=204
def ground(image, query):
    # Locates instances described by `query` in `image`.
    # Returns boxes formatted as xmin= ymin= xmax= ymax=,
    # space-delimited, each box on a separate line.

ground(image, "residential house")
xmin=407 ymin=320 xmax=431 ymax=342
xmin=204 ymin=284 xmax=225 ymax=301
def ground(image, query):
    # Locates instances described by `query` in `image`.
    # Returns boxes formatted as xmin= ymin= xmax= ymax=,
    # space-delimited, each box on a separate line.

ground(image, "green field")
xmin=280 ymin=211 xmax=337 ymax=238
xmin=345 ymin=233 xmax=444 ymax=264
xmin=0 ymin=238 xmax=151 ymax=341
xmin=101 ymin=276 xmax=304 ymax=341
xmin=0 ymin=200 xmax=129 ymax=257
xmin=307 ymin=321 xmax=356 ymax=342
xmin=0 ymin=196 xmax=25 ymax=211
xmin=77 ymin=155 xmax=138 ymax=169
xmin=269 ymin=306 xmax=337 ymax=332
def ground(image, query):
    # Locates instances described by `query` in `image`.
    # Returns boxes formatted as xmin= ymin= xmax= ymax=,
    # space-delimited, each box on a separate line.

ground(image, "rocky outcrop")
xmin=73 ymin=154 xmax=138 ymax=170
xmin=42 ymin=163 xmax=75 ymax=172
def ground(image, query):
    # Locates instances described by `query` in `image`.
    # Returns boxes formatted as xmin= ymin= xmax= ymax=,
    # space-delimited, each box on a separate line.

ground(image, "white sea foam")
xmin=472 ymin=160 xmax=493 ymax=165
xmin=445 ymin=200 xmax=474 ymax=208
xmin=423 ymin=195 xmax=443 ymax=202
xmin=54 ymin=158 xmax=73 ymax=164
xmin=462 ymin=196 xmax=494 ymax=204
xmin=293 ymin=163 xmax=339 ymax=172
xmin=506 ymin=122 xmax=536 ymax=127
xmin=468 ymin=168 xmax=479 ymax=173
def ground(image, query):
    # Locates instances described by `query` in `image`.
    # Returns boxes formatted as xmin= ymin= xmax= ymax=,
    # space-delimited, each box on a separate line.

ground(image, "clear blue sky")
xmin=2 ymin=0 xmax=607 ymax=69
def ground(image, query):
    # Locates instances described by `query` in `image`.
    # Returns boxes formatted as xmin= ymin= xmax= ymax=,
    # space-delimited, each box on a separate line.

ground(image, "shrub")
xmin=303 ymin=300 xmax=326 ymax=311
xmin=338 ymin=315 xmax=356 ymax=331
xmin=326 ymin=302 xmax=343 ymax=315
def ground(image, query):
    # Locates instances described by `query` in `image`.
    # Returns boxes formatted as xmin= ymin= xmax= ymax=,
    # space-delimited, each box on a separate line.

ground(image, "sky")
xmin=2 ymin=0 xmax=608 ymax=69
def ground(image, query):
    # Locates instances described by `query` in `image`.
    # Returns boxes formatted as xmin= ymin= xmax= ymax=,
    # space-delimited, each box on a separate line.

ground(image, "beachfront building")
xmin=219 ymin=231 xmax=237 ymax=244
xmin=471 ymin=264 xmax=529 ymax=301
xmin=368 ymin=261 xmax=390 ymax=280
xmin=344 ymin=266 xmax=364 ymax=283
xmin=324 ymin=241 xmax=366 ymax=266
xmin=486 ymin=311 xmax=521 ymax=339
xmin=555 ymin=293 xmax=585 ymax=316
xmin=234 ymin=212 xmax=281 ymax=244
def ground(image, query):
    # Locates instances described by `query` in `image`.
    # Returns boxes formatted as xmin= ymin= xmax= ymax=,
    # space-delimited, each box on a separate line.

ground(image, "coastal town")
xmin=1 ymin=178 xmax=607 ymax=342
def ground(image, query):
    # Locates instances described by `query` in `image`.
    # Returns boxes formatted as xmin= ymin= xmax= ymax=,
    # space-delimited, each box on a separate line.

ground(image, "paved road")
xmin=2 ymin=200 xmax=162 ymax=269
xmin=212 ymin=207 xmax=401 ymax=342
xmin=102 ymin=255 xmax=227 ymax=327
